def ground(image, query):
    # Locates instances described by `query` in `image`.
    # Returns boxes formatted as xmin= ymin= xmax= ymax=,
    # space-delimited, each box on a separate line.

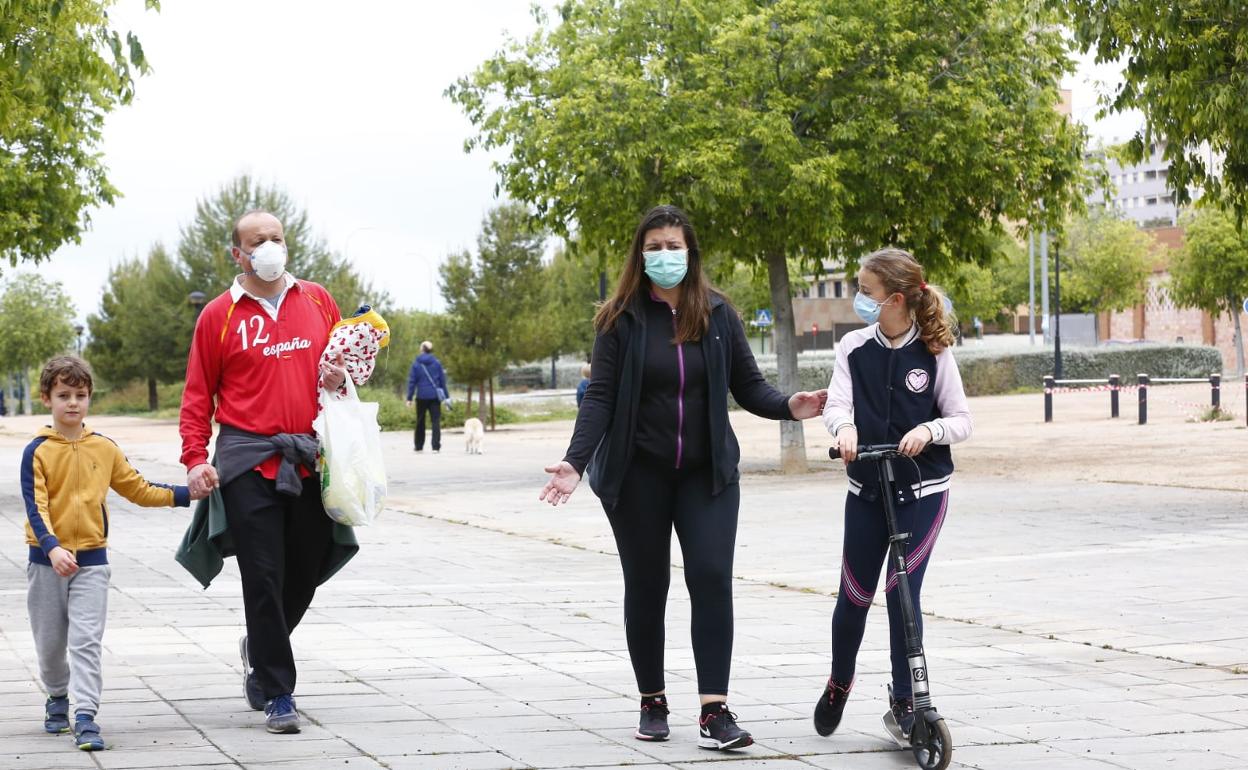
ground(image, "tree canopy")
xmin=1169 ymin=206 xmax=1248 ymax=373
xmin=1064 ymin=1 xmax=1248 ymax=225
xmin=1 ymin=0 xmax=157 ymax=266
xmin=450 ymin=0 xmax=1091 ymax=470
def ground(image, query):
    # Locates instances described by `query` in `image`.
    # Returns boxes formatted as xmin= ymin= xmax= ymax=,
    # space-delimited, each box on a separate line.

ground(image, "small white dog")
xmin=463 ymin=417 xmax=485 ymax=455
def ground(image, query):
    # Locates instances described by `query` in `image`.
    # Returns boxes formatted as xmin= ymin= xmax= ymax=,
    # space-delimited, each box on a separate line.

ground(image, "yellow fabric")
xmin=331 ymin=307 xmax=390 ymax=348
xmin=23 ymin=425 xmax=178 ymax=554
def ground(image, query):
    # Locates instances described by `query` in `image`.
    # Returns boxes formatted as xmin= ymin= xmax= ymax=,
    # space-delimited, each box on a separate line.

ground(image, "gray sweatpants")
xmin=27 ymin=562 xmax=110 ymax=716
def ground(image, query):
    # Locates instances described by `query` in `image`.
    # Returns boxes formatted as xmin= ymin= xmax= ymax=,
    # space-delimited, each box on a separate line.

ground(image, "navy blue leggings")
xmin=831 ymin=489 xmax=949 ymax=697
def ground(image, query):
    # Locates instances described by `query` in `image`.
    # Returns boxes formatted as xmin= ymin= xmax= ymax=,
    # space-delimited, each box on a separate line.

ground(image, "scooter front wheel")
xmin=911 ymin=712 xmax=952 ymax=770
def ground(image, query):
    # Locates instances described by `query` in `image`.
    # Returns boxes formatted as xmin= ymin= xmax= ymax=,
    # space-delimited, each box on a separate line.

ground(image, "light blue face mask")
xmin=853 ymin=291 xmax=891 ymax=324
xmin=644 ymin=249 xmax=688 ymax=289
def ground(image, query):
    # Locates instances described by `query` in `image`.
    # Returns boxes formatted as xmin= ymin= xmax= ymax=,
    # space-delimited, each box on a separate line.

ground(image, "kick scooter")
xmin=830 ymin=443 xmax=952 ymax=770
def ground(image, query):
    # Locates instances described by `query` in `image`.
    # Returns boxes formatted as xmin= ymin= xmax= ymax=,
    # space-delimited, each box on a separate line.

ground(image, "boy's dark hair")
xmin=40 ymin=356 xmax=94 ymax=396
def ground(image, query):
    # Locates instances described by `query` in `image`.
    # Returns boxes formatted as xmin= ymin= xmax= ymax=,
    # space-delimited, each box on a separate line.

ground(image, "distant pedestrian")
xmin=815 ymin=247 xmax=972 ymax=744
xmin=575 ymin=363 xmax=591 ymax=408
xmin=25 ymin=356 xmax=196 ymax=751
xmin=538 ymin=204 xmax=827 ymax=751
xmin=406 ymin=341 xmax=448 ymax=453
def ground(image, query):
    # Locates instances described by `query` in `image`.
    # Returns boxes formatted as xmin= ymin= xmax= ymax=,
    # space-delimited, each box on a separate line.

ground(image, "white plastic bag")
xmin=313 ymin=377 xmax=387 ymax=526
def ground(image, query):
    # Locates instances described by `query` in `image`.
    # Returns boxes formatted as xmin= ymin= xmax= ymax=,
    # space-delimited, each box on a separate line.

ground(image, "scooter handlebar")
xmin=827 ymin=443 xmax=903 ymax=462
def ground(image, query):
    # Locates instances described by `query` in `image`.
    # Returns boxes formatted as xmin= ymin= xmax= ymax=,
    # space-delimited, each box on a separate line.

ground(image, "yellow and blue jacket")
xmin=22 ymin=425 xmax=190 ymax=566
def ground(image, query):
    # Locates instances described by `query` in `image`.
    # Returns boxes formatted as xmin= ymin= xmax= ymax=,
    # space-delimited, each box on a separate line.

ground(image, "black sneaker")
xmin=240 ymin=636 xmax=264 ymax=711
xmin=635 ymin=695 xmax=670 ymax=741
xmin=881 ymin=684 xmax=915 ymax=748
xmin=43 ymin=694 xmax=70 ymax=734
xmin=813 ymin=677 xmax=853 ymax=737
xmin=698 ymin=703 xmax=753 ymax=751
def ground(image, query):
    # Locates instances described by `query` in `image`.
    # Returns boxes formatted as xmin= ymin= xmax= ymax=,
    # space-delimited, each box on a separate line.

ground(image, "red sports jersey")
xmin=180 ymin=278 xmax=342 ymax=476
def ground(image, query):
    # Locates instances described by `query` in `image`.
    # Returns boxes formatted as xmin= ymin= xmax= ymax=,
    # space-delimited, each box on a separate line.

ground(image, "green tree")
xmin=438 ymin=203 xmax=547 ymax=424
xmin=1058 ymin=211 xmax=1151 ymax=314
xmin=86 ymin=245 xmax=192 ymax=410
xmin=0 ymin=273 xmax=76 ymax=413
xmin=1 ymin=0 xmax=157 ymax=266
xmin=1169 ymin=207 xmax=1248 ymax=374
xmin=541 ymin=246 xmax=601 ymax=369
xmin=177 ymin=175 xmax=386 ymax=313
xmin=1064 ymin=1 xmax=1248 ymax=223
xmin=450 ymin=0 xmax=1089 ymax=471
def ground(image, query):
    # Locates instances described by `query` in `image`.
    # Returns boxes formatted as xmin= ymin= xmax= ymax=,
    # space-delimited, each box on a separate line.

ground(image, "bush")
xmin=359 ymin=384 xmax=526 ymax=431
xmin=747 ymin=343 xmax=1223 ymax=398
xmin=953 ymin=344 xmax=1223 ymax=395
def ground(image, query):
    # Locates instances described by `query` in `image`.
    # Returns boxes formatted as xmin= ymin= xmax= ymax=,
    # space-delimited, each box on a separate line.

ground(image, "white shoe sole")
xmin=633 ymin=729 xmax=669 ymax=741
xmin=698 ymin=734 xmax=753 ymax=750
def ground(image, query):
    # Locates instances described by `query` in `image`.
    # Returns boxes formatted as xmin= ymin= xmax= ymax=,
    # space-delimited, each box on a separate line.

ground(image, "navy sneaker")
xmin=239 ymin=636 xmax=264 ymax=711
xmin=43 ymin=694 xmax=70 ymax=733
xmin=635 ymin=695 xmax=669 ymax=741
xmin=881 ymin=684 xmax=915 ymax=748
xmin=698 ymin=702 xmax=753 ymax=751
xmin=813 ymin=677 xmax=853 ymax=737
xmin=73 ymin=713 xmax=104 ymax=751
xmin=265 ymin=694 xmax=301 ymax=734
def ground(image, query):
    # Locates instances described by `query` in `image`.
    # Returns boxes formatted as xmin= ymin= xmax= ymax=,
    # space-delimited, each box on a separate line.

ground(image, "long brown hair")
xmin=594 ymin=205 xmax=723 ymax=344
xmin=860 ymin=248 xmax=956 ymax=354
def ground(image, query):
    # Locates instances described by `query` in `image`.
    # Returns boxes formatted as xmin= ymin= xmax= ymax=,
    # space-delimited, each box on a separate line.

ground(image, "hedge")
xmin=747 ymin=343 xmax=1223 ymax=397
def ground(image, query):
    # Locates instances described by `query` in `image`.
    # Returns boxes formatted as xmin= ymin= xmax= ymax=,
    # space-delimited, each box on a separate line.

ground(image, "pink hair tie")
xmin=920 ymin=281 xmax=928 ymax=290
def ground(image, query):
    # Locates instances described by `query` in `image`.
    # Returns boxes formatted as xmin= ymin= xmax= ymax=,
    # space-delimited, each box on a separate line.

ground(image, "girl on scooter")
xmin=815 ymin=247 xmax=972 ymax=744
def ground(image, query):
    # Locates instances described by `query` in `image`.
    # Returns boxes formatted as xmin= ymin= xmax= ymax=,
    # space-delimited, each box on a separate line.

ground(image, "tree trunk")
xmin=551 ymin=352 xmax=558 ymax=389
xmin=148 ymin=377 xmax=158 ymax=412
xmin=1232 ymin=307 xmax=1245 ymax=376
xmin=765 ymin=252 xmax=808 ymax=474
xmin=478 ymin=379 xmax=488 ymax=423
xmin=21 ymin=367 xmax=32 ymax=416
xmin=489 ymin=378 xmax=496 ymax=430
xmin=466 ymin=383 xmax=474 ymax=416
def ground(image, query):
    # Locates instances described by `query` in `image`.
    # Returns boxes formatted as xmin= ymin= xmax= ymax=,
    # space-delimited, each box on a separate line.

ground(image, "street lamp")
xmin=188 ymin=291 xmax=207 ymax=320
xmin=74 ymin=324 xmax=84 ymax=356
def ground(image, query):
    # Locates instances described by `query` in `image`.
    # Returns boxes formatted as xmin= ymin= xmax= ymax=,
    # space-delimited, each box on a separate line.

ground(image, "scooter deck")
xmin=881 ymin=710 xmax=909 ymax=749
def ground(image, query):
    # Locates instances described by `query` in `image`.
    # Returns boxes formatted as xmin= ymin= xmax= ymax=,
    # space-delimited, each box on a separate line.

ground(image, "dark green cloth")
xmin=174 ymin=480 xmax=359 ymax=590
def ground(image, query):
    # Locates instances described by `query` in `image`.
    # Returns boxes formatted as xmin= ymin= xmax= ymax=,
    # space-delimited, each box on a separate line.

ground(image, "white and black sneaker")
xmin=635 ymin=695 xmax=670 ymax=741
xmin=698 ymin=702 xmax=753 ymax=751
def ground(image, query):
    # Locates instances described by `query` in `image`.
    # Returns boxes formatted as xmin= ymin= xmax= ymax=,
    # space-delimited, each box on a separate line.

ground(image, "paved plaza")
xmin=1 ymin=388 xmax=1245 ymax=769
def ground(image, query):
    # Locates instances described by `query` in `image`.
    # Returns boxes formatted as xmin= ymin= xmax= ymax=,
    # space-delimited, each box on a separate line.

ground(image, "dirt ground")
xmin=1 ymin=380 xmax=1243 ymax=493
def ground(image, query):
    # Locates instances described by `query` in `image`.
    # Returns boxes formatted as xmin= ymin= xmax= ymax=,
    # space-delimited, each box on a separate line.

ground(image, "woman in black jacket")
xmin=539 ymin=205 xmax=827 ymax=751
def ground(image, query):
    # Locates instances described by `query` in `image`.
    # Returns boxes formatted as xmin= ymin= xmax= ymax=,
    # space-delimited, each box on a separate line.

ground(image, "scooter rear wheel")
xmin=911 ymin=715 xmax=952 ymax=770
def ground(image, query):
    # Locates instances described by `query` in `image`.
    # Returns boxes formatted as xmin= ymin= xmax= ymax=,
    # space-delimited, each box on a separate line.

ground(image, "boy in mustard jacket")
xmin=22 ymin=356 xmax=200 ymax=751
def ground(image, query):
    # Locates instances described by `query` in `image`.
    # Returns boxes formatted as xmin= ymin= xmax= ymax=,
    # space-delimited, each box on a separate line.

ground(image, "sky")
xmin=34 ymin=2 xmax=1140 ymax=324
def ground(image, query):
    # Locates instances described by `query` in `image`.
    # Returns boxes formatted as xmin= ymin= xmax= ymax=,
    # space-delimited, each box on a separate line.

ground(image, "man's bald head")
xmin=232 ymin=210 xmax=284 ymax=249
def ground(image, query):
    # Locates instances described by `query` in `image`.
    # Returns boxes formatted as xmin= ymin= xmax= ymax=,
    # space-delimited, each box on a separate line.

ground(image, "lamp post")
xmin=188 ymin=291 xmax=207 ymax=320
xmin=74 ymin=324 xmax=84 ymax=356
xmin=1053 ymin=243 xmax=1063 ymax=380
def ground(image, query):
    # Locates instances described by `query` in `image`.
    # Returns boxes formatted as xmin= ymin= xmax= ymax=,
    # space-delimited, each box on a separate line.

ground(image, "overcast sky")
xmin=35 ymin=1 xmax=1140 ymax=323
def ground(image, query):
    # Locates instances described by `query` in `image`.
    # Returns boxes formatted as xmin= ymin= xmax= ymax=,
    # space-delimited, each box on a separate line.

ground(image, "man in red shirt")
xmin=180 ymin=210 xmax=346 ymax=735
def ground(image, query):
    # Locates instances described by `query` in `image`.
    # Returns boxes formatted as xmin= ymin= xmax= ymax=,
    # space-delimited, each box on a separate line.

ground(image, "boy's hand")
xmin=49 ymin=547 xmax=78 ymax=577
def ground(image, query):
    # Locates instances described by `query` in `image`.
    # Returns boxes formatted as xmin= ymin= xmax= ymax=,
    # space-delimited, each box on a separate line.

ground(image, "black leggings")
xmin=606 ymin=454 xmax=739 ymax=696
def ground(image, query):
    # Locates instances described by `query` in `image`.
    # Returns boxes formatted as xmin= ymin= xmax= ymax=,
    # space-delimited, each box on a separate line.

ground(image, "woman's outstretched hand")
xmin=788 ymin=389 xmax=828 ymax=420
xmin=539 ymin=461 xmax=581 ymax=506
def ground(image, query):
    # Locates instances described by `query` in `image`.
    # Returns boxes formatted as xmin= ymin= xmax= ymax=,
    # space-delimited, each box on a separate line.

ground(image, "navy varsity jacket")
xmin=823 ymin=324 xmax=972 ymax=502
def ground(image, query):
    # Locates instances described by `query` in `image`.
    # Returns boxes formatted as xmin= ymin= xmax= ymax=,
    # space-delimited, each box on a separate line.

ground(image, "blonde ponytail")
xmin=860 ymin=248 xmax=956 ymax=354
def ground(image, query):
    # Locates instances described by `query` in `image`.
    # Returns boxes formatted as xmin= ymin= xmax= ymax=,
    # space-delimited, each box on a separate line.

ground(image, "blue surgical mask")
xmin=644 ymin=249 xmax=688 ymax=289
xmin=853 ymin=291 xmax=889 ymax=324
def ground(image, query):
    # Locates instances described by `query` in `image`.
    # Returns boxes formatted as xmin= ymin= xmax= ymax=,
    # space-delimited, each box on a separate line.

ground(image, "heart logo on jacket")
xmin=905 ymin=368 xmax=930 ymax=393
